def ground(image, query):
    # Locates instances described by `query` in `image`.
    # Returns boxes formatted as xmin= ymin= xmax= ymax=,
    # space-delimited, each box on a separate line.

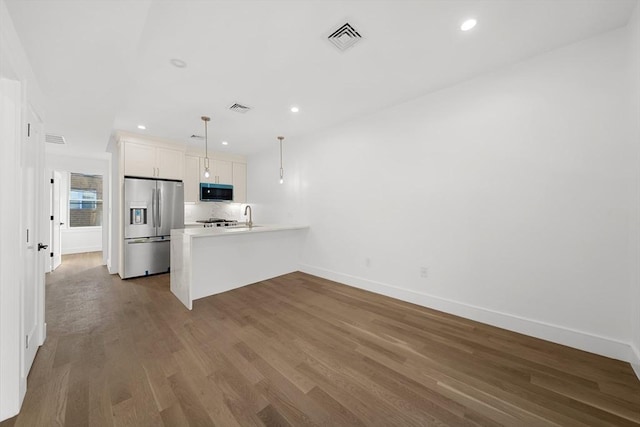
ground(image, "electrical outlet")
xmin=420 ymin=267 xmax=428 ymax=278
xmin=365 ymin=257 xmax=371 ymax=267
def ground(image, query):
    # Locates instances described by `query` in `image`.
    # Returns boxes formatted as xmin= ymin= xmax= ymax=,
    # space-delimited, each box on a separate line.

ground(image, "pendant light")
xmin=277 ymin=136 xmax=284 ymax=184
xmin=202 ymin=116 xmax=211 ymax=178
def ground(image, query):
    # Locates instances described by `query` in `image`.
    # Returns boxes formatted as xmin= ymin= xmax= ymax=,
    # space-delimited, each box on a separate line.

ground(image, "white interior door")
xmin=21 ymin=107 xmax=44 ymax=381
xmin=51 ymin=171 xmax=62 ymax=270
xmin=1 ymin=76 xmax=22 ymax=420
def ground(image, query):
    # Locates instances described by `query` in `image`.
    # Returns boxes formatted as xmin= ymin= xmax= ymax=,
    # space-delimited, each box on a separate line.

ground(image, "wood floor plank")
xmin=170 ymin=349 xmax=243 ymax=427
xmin=111 ymin=398 xmax=138 ymax=427
xmin=166 ymin=371 xmax=216 ymax=427
xmin=63 ymin=363 xmax=91 ymax=426
xmin=4 ymin=253 xmax=640 ymax=427
xmin=141 ymin=359 xmax=178 ymax=412
xmin=256 ymin=404 xmax=293 ymax=427
xmin=159 ymin=402 xmax=190 ymax=427
xmin=305 ymin=386 xmax=367 ymax=427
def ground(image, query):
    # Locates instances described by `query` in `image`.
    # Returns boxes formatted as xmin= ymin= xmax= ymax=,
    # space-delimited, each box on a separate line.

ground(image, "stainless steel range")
xmin=195 ymin=218 xmax=239 ymax=228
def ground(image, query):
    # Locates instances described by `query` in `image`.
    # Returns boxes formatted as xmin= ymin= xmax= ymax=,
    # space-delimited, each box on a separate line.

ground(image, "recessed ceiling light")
xmin=170 ymin=58 xmax=187 ymax=68
xmin=222 ymin=141 xmax=229 ymax=146
xmin=137 ymin=124 xmax=146 ymax=130
xmin=290 ymin=106 xmax=300 ymax=113
xmin=460 ymin=19 xmax=477 ymax=32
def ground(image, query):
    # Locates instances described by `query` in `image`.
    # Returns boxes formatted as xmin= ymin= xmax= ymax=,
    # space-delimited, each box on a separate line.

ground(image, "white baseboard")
xmin=632 ymin=344 xmax=640 ymax=381
xmin=299 ymin=264 xmax=640 ymax=368
xmin=41 ymin=322 xmax=47 ymax=346
xmin=61 ymin=246 xmax=102 ymax=255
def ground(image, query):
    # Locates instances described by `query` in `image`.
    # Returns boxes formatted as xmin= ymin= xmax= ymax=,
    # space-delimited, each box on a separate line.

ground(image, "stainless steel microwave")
xmin=200 ymin=183 xmax=233 ymax=202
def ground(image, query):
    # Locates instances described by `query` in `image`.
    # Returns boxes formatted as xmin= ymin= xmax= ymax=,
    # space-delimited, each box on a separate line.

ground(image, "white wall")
xmin=61 ymin=228 xmax=102 ymax=255
xmin=249 ymin=25 xmax=640 ymax=365
xmin=628 ymin=2 xmax=640 ymax=374
xmin=45 ymin=153 xmax=109 ymax=260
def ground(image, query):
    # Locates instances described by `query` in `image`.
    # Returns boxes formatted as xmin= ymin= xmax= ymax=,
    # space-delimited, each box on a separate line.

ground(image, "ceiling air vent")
xmin=229 ymin=103 xmax=251 ymax=114
xmin=327 ymin=22 xmax=362 ymax=52
xmin=45 ymin=134 xmax=66 ymax=144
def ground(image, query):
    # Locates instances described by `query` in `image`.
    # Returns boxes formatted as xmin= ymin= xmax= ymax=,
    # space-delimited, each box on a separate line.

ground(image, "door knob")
xmin=38 ymin=243 xmax=48 ymax=251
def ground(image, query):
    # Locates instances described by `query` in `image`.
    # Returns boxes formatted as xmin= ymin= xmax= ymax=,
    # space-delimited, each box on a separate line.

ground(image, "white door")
xmin=21 ymin=107 xmax=44 ymax=380
xmin=51 ymin=171 xmax=62 ymax=270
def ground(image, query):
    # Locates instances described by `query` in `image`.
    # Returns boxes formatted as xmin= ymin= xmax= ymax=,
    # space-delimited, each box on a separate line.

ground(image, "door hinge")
xmin=50 ymin=252 xmax=54 ymax=258
xmin=25 ymin=335 xmax=28 ymax=349
xmin=50 ymin=178 xmax=54 ymax=184
xmin=26 ymin=229 xmax=29 ymax=243
xmin=27 ymin=123 xmax=31 ymax=137
xmin=50 ymin=215 xmax=54 ymax=220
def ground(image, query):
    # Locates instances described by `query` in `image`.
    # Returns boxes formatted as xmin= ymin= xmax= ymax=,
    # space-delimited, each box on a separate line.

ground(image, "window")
xmin=69 ymin=173 xmax=103 ymax=227
xmin=70 ymin=189 xmax=97 ymax=210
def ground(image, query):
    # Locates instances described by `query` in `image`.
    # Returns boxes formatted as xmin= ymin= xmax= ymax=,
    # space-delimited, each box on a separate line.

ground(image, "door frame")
xmin=46 ymin=169 xmax=62 ymax=272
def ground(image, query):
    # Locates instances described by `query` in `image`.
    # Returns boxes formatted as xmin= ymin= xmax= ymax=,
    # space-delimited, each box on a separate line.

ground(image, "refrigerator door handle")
xmin=151 ymin=188 xmax=156 ymax=227
xmin=157 ymin=188 xmax=162 ymax=228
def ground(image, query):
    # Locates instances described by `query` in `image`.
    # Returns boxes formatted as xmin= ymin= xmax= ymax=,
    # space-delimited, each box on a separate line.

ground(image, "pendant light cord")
xmin=203 ymin=117 xmax=209 ymax=159
xmin=278 ymin=136 xmax=284 ymax=181
xmin=202 ymin=116 xmax=210 ymax=171
xmin=280 ymin=139 xmax=283 ymax=178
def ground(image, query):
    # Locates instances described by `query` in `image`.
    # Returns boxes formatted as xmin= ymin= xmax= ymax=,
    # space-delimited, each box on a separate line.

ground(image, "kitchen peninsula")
xmin=170 ymin=225 xmax=309 ymax=309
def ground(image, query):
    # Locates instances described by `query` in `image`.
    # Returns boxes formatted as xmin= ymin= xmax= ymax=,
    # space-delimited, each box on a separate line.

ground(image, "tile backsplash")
xmin=184 ymin=202 xmax=246 ymax=223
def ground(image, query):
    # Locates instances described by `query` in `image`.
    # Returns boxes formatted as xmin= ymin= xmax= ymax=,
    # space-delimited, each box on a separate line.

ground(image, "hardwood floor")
xmin=2 ymin=252 xmax=640 ymax=426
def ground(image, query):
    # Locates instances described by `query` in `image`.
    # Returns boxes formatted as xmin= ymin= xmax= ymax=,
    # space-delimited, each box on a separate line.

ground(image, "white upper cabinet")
xmin=156 ymin=147 xmax=184 ymax=180
xmin=199 ymin=157 xmax=232 ymax=185
xmin=123 ymin=142 xmax=155 ymax=178
xmin=232 ymin=162 xmax=247 ymax=203
xmin=195 ymin=156 xmax=247 ymax=203
xmin=184 ymin=155 xmax=200 ymax=203
xmin=123 ymin=141 xmax=184 ymax=180
xmin=214 ymin=159 xmax=233 ymax=185
xmin=116 ymin=132 xmax=247 ymax=203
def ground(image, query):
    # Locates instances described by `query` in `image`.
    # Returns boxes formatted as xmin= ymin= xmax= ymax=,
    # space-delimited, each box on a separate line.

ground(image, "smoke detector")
xmin=229 ymin=103 xmax=251 ymax=114
xmin=45 ymin=134 xmax=66 ymax=144
xmin=327 ymin=22 xmax=362 ymax=52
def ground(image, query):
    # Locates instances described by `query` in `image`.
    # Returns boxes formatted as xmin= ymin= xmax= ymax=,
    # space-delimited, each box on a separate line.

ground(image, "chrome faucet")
xmin=244 ymin=205 xmax=253 ymax=227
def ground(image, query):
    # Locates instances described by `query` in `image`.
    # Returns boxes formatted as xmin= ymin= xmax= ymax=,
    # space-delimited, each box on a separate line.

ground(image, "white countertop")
xmin=173 ymin=224 xmax=309 ymax=237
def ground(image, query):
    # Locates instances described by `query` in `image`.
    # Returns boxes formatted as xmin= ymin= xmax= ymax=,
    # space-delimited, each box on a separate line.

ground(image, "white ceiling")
xmin=5 ymin=0 xmax=638 ymax=156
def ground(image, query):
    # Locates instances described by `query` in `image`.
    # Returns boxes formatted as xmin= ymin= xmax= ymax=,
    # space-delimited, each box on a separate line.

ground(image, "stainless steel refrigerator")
xmin=123 ymin=177 xmax=184 ymax=278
